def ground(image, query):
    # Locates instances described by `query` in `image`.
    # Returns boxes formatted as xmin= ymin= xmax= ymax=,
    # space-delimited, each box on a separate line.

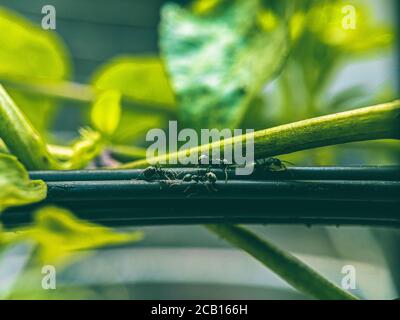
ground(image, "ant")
xmin=198 ymin=154 xmax=231 ymax=183
xmin=138 ymin=165 xmax=177 ymax=181
xmin=255 ymin=157 xmax=294 ymax=172
xmin=182 ymin=168 xmax=218 ymax=196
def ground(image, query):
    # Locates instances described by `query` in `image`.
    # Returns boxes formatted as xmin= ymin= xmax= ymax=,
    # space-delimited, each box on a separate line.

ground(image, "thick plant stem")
xmin=0 ymin=85 xmax=58 ymax=170
xmin=121 ymin=100 xmax=400 ymax=168
xmin=206 ymin=224 xmax=359 ymax=300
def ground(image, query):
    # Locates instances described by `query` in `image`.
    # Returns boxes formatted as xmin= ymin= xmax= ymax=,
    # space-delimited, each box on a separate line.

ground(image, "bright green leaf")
xmin=93 ymin=56 xmax=176 ymax=108
xmin=65 ymin=128 xmax=104 ymax=170
xmin=92 ymin=56 xmax=176 ymax=143
xmin=91 ymin=90 xmax=122 ymax=136
xmin=4 ymin=206 xmax=143 ymax=264
xmin=160 ymin=0 xmax=290 ymax=129
xmin=308 ymin=2 xmax=394 ymax=54
xmin=0 ymin=154 xmax=47 ymax=213
xmin=191 ymin=0 xmax=224 ymax=15
xmin=0 ymin=7 xmax=70 ymax=133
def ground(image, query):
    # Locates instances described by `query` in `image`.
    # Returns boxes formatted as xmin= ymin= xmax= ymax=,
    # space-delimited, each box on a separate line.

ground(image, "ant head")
xmin=206 ymin=171 xmax=217 ymax=183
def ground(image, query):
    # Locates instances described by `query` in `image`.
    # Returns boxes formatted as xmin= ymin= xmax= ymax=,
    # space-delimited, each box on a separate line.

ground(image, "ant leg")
xmin=184 ymin=182 xmax=197 ymax=196
xmin=185 ymin=183 xmax=199 ymax=198
xmin=204 ymin=182 xmax=218 ymax=193
xmin=276 ymin=163 xmax=287 ymax=172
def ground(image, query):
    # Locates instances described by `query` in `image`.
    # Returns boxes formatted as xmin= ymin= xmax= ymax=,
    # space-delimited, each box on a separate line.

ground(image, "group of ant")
xmin=138 ymin=155 xmax=293 ymax=196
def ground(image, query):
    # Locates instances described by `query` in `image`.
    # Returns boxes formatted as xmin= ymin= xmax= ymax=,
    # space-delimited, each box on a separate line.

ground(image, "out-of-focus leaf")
xmin=289 ymin=11 xmax=306 ymax=41
xmin=93 ymin=56 xmax=176 ymax=108
xmin=92 ymin=56 xmax=175 ymax=143
xmin=309 ymin=2 xmax=394 ymax=54
xmin=65 ymin=128 xmax=104 ymax=170
xmin=160 ymin=0 xmax=290 ymax=129
xmin=91 ymin=90 xmax=121 ymax=137
xmin=0 ymin=140 xmax=9 ymax=154
xmin=0 ymin=154 xmax=47 ymax=213
xmin=240 ymin=95 xmax=269 ymax=130
xmin=327 ymin=86 xmax=369 ymax=111
xmin=191 ymin=0 xmax=225 ymax=15
xmin=3 ymin=206 xmax=143 ymax=264
xmin=0 ymin=7 xmax=70 ymax=133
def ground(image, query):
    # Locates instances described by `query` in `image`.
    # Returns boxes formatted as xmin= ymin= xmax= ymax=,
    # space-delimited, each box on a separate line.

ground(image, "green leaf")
xmin=3 ymin=206 xmax=143 ymax=264
xmin=0 ymin=154 xmax=47 ymax=213
xmin=308 ymin=2 xmax=394 ymax=54
xmin=327 ymin=86 xmax=369 ymax=111
xmin=159 ymin=0 xmax=290 ymax=129
xmin=91 ymin=90 xmax=122 ymax=137
xmin=93 ymin=56 xmax=176 ymax=108
xmin=207 ymin=224 xmax=358 ymax=300
xmin=191 ymin=0 xmax=225 ymax=15
xmin=0 ymin=7 xmax=70 ymax=133
xmin=92 ymin=56 xmax=176 ymax=143
xmin=65 ymin=128 xmax=104 ymax=170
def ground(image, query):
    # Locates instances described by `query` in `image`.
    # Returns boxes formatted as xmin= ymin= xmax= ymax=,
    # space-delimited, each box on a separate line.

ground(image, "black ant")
xmin=138 ymin=165 xmax=177 ymax=181
xmin=182 ymin=168 xmax=218 ymax=196
xmin=198 ymin=154 xmax=231 ymax=183
xmin=255 ymin=157 xmax=294 ymax=172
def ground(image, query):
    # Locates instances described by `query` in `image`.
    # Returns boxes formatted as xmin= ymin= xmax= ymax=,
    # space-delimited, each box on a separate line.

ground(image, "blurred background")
xmin=0 ymin=0 xmax=399 ymax=299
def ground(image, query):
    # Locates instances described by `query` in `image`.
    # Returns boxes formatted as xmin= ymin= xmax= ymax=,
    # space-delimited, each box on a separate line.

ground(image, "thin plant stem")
xmin=2 ymin=79 xmax=175 ymax=116
xmin=206 ymin=224 xmax=359 ymax=300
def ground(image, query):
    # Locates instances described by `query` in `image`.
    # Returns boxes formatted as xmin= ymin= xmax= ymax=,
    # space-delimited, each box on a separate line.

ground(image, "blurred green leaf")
xmin=91 ymin=90 xmax=122 ymax=137
xmin=0 ymin=154 xmax=47 ymax=213
xmin=65 ymin=128 xmax=104 ymax=169
xmin=0 ymin=140 xmax=9 ymax=154
xmin=93 ymin=56 xmax=176 ymax=108
xmin=0 ymin=7 xmax=70 ymax=133
xmin=160 ymin=0 xmax=290 ymax=129
xmin=4 ymin=206 xmax=143 ymax=264
xmin=308 ymin=1 xmax=394 ymax=54
xmin=191 ymin=0 xmax=225 ymax=14
xmin=327 ymin=86 xmax=368 ymax=111
xmin=92 ymin=56 xmax=175 ymax=143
